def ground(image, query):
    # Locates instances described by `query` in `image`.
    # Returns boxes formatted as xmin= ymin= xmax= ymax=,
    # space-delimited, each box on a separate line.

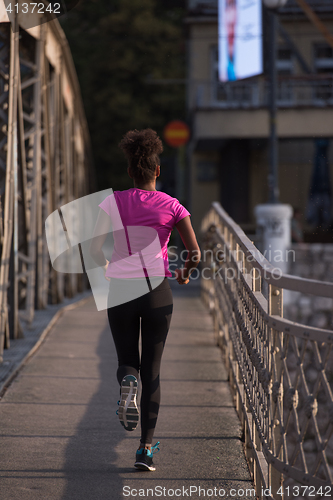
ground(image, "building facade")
xmin=186 ymin=0 xmax=333 ymax=241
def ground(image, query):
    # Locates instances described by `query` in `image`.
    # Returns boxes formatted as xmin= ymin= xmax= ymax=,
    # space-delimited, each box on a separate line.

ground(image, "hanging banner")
xmin=218 ymin=0 xmax=263 ymax=82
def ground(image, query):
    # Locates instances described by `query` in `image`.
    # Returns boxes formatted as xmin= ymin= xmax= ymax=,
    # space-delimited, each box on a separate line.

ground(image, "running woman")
xmin=90 ymin=128 xmax=200 ymax=471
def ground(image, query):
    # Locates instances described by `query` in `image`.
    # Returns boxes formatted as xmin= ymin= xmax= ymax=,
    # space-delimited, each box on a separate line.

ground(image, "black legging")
xmin=107 ymin=277 xmax=173 ymax=444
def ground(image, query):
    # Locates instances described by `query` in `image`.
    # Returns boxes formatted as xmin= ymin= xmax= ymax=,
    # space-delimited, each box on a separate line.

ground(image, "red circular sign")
xmin=163 ymin=120 xmax=190 ymax=148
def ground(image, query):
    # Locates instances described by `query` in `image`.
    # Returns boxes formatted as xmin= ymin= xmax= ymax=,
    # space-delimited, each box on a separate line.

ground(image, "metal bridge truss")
xmin=202 ymin=202 xmax=333 ymax=500
xmin=0 ymin=8 xmax=93 ymax=362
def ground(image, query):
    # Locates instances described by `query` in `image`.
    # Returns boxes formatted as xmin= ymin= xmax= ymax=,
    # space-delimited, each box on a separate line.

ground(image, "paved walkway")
xmin=0 ymin=290 xmax=92 ymax=393
xmin=0 ymin=282 xmax=254 ymax=500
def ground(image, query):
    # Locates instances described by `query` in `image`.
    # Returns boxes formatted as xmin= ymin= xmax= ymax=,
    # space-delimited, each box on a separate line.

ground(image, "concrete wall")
xmin=250 ymin=139 xmax=333 ymax=227
xmin=190 ymin=151 xmax=220 ymax=235
xmin=284 ymin=244 xmax=333 ymax=329
xmin=195 ymin=138 xmax=333 ymax=230
xmin=187 ymin=15 xmax=333 ymax=231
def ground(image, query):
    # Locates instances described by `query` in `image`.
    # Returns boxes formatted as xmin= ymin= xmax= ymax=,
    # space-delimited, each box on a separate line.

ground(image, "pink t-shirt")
xmin=98 ymin=188 xmax=190 ymax=278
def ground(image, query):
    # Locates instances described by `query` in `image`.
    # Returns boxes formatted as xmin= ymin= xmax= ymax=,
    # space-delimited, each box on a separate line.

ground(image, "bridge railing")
xmin=0 ymin=7 xmax=94 ymax=361
xmin=201 ymin=202 xmax=333 ymax=500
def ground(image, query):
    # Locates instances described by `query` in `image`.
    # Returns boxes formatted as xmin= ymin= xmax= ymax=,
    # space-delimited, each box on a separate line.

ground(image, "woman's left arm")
xmin=89 ymin=209 xmax=112 ymax=272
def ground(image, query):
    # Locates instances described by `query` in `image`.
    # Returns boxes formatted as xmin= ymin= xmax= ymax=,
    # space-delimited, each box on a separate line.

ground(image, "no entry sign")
xmin=163 ymin=120 xmax=190 ymax=148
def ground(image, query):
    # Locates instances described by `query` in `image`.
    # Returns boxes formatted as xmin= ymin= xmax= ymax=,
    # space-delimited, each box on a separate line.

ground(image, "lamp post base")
xmin=254 ymin=204 xmax=293 ymax=306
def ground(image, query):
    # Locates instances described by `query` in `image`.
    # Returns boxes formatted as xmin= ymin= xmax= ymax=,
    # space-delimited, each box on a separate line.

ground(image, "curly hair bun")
xmin=119 ymin=129 xmax=163 ymax=182
xmin=119 ymin=129 xmax=163 ymax=158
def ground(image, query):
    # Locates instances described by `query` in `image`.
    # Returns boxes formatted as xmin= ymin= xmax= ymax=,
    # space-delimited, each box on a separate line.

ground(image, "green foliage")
xmin=60 ymin=0 xmax=186 ymax=190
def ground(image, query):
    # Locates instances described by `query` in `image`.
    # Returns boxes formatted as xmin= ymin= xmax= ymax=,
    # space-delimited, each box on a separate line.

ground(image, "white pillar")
xmin=254 ymin=202 xmax=293 ymax=275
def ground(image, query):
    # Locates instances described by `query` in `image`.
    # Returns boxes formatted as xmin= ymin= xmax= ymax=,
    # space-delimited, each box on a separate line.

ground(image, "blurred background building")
xmin=186 ymin=0 xmax=333 ymax=242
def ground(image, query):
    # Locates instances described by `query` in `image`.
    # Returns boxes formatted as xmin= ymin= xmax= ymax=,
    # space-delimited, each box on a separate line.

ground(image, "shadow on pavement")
xmin=61 ymin=324 xmax=127 ymax=499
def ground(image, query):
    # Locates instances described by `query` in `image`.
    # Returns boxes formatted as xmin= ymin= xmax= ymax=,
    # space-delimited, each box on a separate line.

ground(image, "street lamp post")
xmin=255 ymin=0 xmax=292 ymax=286
xmin=264 ymin=0 xmax=289 ymax=202
xmin=268 ymin=7 xmax=279 ymax=203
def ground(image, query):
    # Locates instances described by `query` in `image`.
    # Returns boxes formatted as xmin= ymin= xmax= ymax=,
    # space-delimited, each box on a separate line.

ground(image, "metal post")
xmin=268 ymin=283 xmax=284 ymax=499
xmin=0 ymin=20 xmax=18 ymax=353
xmin=268 ymin=10 xmax=279 ymax=204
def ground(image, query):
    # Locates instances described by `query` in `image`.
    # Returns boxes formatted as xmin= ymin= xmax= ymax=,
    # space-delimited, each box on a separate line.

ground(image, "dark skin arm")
xmin=175 ymin=216 xmax=201 ymax=285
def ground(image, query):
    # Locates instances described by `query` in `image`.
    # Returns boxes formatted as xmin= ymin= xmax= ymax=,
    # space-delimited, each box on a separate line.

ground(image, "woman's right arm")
xmin=175 ymin=216 xmax=201 ymax=285
xmin=89 ymin=208 xmax=112 ymax=276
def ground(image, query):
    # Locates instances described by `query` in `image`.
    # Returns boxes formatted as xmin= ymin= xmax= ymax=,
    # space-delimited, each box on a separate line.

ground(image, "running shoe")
xmin=118 ymin=375 xmax=139 ymax=431
xmin=134 ymin=442 xmax=160 ymax=471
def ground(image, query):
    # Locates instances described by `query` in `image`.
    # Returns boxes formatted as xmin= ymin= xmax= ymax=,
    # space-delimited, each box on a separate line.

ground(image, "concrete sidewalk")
xmin=0 ymin=282 xmax=254 ymax=500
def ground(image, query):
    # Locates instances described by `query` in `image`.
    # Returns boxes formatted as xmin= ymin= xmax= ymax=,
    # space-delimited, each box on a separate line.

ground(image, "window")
xmin=277 ymin=47 xmax=294 ymax=76
xmin=314 ymin=43 xmax=333 ymax=74
xmin=276 ymin=46 xmax=294 ymax=104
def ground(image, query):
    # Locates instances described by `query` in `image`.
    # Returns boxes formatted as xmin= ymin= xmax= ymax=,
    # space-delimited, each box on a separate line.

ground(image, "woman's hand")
xmin=103 ymin=260 xmax=110 ymax=281
xmin=175 ymin=268 xmax=189 ymax=285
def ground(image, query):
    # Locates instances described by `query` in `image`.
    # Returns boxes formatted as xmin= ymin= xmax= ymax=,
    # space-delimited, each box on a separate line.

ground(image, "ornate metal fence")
xmin=201 ymin=202 xmax=333 ymax=500
xmin=0 ymin=7 xmax=94 ymax=361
